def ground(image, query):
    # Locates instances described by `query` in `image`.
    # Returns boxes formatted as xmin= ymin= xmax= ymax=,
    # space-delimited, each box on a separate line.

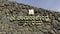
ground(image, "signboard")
xmin=29 ymin=9 xmax=34 ymax=15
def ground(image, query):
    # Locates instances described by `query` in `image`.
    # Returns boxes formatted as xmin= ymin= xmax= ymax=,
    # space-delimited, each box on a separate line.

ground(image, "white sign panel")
xmin=29 ymin=9 xmax=34 ymax=15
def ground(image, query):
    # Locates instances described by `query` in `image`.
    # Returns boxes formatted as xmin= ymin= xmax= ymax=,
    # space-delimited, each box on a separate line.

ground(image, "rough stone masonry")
xmin=0 ymin=0 xmax=60 ymax=34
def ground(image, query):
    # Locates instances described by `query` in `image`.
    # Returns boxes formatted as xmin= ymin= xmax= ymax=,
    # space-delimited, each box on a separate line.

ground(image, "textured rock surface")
xmin=0 ymin=0 xmax=60 ymax=34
